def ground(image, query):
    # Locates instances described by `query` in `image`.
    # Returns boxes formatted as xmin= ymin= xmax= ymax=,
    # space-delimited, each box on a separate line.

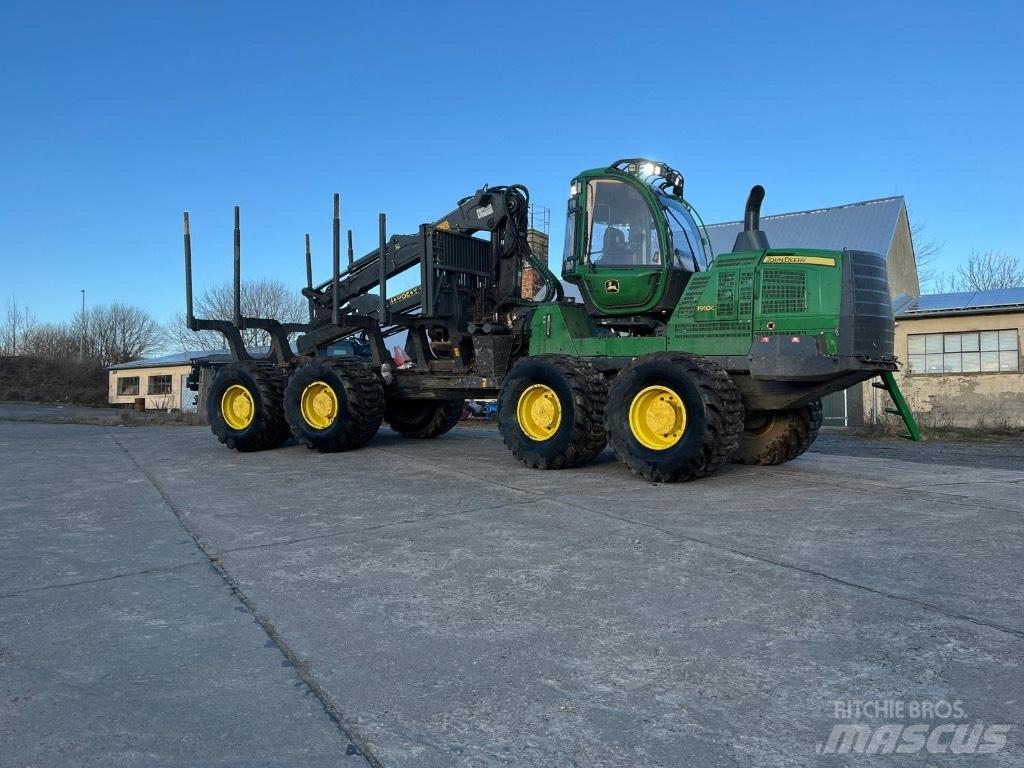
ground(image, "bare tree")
xmin=0 ymin=295 xmax=38 ymax=356
xmin=73 ymin=303 xmax=163 ymax=366
xmin=165 ymin=278 xmax=308 ymax=352
xmin=20 ymin=322 xmax=81 ymax=360
xmin=955 ymin=250 xmax=1023 ymax=290
xmin=933 ymin=250 xmax=1023 ymax=293
xmin=930 ymin=272 xmax=958 ymax=294
xmin=910 ymin=216 xmax=944 ymax=293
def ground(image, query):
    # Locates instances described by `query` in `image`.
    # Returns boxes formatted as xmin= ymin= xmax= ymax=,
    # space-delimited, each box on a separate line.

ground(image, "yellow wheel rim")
xmin=628 ymin=385 xmax=687 ymax=450
xmin=516 ymin=383 xmax=562 ymax=441
xmin=221 ymin=384 xmax=255 ymax=431
xmin=300 ymin=380 xmax=339 ymax=430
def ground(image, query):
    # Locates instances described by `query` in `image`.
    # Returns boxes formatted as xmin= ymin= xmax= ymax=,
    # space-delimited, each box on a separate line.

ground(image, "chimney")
xmin=523 ymin=229 xmax=549 ymax=299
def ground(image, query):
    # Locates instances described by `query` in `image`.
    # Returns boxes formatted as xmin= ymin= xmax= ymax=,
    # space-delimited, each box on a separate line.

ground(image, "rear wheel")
xmin=385 ymin=399 xmax=464 ymax=438
xmin=498 ymin=355 xmax=607 ymax=469
xmin=605 ymin=353 xmax=743 ymax=482
xmin=284 ymin=358 xmax=384 ymax=452
xmin=207 ymin=361 xmax=290 ymax=452
xmin=732 ymin=400 xmax=822 ymax=465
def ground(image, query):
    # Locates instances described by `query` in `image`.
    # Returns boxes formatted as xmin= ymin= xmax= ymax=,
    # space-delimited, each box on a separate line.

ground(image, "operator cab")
xmin=562 ymin=159 xmax=711 ymax=319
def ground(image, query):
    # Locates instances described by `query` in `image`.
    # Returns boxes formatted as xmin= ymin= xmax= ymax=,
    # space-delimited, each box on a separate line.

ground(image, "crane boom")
xmin=305 ymin=185 xmax=559 ymax=323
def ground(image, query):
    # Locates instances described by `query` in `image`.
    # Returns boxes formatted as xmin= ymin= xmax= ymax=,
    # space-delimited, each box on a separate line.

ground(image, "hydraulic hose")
xmin=502 ymin=185 xmax=563 ymax=303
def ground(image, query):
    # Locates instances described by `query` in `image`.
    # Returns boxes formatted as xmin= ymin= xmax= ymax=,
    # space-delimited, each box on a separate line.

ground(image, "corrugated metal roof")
xmin=896 ymin=288 xmax=1024 ymax=317
xmin=107 ymin=350 xmax=231 ymax=370
xmin=705 ymin=196 xmax=905 ymax=257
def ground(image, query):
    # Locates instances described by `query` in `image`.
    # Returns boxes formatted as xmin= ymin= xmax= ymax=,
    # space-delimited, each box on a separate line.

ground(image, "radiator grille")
xmin=688 ymin=320 xmax=752 ymax=337
xmin=761 ymin=270 xmax=807 ymax=314
xmin=432 ymin=230 xmax=491 ymax=276
xmin=677 ymin=273 xmax=711 ymax=315
xmin=716 ymin=271 xmax=736 ymax=302
xmin=738 ymin=272 xmax=754 ymax=316
xmin=716 ymin=272 xmax=737 ymax=319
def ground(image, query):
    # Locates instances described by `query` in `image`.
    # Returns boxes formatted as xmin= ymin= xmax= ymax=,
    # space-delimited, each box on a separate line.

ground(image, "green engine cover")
xmin=668 ymin=248 xmax=843 ymax=356
xmin=530 ymin=248 xmax=844 ymax=360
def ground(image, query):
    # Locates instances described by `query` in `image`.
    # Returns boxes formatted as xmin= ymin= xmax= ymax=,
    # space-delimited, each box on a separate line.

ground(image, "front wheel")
xmin=731 ymin=400 xmax=822 ymax=465
xmin=498 ymin=355 xmax=607 ymax=469
xmin=605 ymin=353 xmax=743 ymax=482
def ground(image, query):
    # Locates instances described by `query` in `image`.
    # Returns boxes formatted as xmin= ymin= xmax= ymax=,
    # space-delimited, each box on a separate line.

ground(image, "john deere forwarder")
xmin=183 ymin=159 xmax=919 ymax=482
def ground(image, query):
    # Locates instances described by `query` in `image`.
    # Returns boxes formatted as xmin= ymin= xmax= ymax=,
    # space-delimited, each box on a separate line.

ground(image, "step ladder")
xmin=872 ymin=371 xmax=922 ymax=441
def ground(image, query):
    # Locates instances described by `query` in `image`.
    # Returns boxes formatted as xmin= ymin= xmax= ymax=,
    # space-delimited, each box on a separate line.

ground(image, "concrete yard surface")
xmin=1 ymin=409 xmax=1022 ymax=767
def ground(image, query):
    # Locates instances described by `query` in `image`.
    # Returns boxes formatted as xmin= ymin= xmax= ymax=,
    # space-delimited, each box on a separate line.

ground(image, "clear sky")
xmin=2 ymin=1 xmax=1021 ymax=325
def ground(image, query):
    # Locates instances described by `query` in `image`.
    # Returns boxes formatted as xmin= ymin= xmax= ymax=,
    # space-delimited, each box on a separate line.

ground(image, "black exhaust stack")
xmin=732 ymin=185 xmax=770 ymax=252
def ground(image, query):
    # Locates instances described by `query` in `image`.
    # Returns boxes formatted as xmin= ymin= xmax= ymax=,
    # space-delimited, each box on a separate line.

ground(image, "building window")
xmin=908 ymin=330 xmax=1019 ymax=374
xmin=117 ymin=376 xmax=140 ymax=396
xmin=148 ymin=375 xmax=173 ymax=394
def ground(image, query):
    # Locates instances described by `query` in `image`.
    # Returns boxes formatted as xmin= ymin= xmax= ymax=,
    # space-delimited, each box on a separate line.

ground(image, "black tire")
xmin=385 ymin=399 xmax=464 ymax=438
xmin=498 ymin=355 xmax=607 ymax=469
xmin=207 ymin=361 xmax=291 ymax=452
xmin=605 ymin=353 xmax=743 ymax=482
xmin=284 ymin=358 xmax=384 ymax=452
xmin=732 ymin=400 xmax=822 ymax=465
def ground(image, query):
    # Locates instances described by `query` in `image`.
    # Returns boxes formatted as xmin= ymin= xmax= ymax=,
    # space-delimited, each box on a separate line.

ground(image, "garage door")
xmin=821 ymin=389 xmax=847 ymax=427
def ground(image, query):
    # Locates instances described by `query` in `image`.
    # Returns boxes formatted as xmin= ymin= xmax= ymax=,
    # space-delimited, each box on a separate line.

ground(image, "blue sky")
xmin=2 ymin=1 xmax=1021 ymax=324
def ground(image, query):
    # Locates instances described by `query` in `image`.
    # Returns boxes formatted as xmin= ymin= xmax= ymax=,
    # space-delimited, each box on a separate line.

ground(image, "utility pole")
xmin=11 ymin=293 xmax=17 ymax=355
xmin=80 ymin=289 xmax=86 ymax=359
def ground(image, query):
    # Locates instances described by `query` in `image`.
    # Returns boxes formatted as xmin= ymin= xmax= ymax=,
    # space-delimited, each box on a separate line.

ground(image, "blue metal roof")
xmin=896 ymin=288 xmax=1024 ymax=317
xmin=705 ymin=196 xmax=906 ymax=257
xmin=107 ymin=350 xmax=231 ymax=370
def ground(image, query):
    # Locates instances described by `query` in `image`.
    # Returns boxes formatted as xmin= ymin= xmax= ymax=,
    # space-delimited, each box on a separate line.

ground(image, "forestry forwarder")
xmin=183 ymin=159 xmax=919 ymax=482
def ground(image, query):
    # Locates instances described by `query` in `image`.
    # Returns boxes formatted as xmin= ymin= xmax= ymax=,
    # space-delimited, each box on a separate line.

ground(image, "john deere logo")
xmin=605 ymin=279 xmax=620 ymax=293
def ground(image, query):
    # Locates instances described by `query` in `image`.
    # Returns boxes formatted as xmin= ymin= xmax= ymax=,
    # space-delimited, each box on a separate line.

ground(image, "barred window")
xmin=117 ymin=376 xmax=139 ymax=396
xmin=148 ymin=375 xmax=173 ymax=394
xmin=908 ymin=330 xmax=1018 ymax=374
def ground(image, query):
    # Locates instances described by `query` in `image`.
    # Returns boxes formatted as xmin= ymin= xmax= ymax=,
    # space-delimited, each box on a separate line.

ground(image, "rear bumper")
xmin=749 ymin=334 xmax=897 ymax=381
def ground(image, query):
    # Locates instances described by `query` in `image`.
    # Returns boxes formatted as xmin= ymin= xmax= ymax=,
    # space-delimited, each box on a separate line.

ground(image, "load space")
xmin=182 ymin=159 xmax=920 ymax=482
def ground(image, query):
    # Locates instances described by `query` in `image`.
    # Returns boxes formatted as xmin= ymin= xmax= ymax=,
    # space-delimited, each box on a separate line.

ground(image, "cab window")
xmin=585 ymin=179 xmax=660 ymax=267
xmin=663 ymin=197 xmax=708 ymax=272
xmin=561 ymin=205 xmax=577 ymax=273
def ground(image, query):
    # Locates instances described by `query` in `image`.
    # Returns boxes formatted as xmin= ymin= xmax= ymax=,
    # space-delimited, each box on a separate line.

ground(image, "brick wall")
xmin=523 ymin=230 xmax=550 ymax=299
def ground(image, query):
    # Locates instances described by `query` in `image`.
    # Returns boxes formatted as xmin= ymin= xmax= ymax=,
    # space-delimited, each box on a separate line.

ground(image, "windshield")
xmin=661 ymin=196 xmax=709 ymax=272
xmin=584 ymin=179 xmax=661 ymax=267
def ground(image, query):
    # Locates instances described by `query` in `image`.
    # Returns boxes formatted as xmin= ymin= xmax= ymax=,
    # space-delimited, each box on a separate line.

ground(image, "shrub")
xmin=0 ymin=356 xmax=107 ymax=406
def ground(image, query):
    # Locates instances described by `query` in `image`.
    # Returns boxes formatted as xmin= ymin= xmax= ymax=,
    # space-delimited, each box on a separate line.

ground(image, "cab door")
xmin=577 ymin=178 xmax=665 ymax=314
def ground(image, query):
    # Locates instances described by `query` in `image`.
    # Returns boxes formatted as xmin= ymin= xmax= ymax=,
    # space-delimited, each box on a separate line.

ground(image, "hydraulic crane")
xmin=296 ymin=185 xmax=561 ymax=368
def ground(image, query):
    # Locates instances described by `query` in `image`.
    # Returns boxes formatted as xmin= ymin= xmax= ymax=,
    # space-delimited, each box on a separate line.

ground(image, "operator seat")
xmin=602 ymin=226 xmax=627 ymax=263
